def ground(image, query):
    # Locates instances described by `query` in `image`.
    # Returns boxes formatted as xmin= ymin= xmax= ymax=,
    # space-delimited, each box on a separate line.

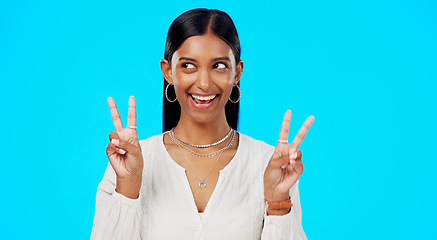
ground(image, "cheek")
xmin=172 ymin=72 xmax=195 ymax=89
xmin=218 ymin=81 xmax=236 ymax=99
xmin=219 ymin=74 xmax=237 ymax=94
xmin=172 ymin=67 xmax=236 ymax=94
xmin=213 ymin=69 xmax=236 ymax=84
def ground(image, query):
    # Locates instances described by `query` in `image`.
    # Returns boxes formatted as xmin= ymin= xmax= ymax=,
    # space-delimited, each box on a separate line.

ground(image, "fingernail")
xmin=281 ymin=163 xmax=288 ymax=169
xmin=111 ymin=139 xmax=119 ymax=146
xmin=119 ymin=149 xmax=126 ymax=154
xmin=290 ymin=159 xmax=296 ymax=164
xmin=289 ymin=152 xmax=297 ymax=159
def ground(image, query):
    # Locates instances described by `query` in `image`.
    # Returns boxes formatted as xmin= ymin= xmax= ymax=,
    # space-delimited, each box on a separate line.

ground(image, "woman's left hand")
xmin=263 ymin=110 xmax=314 ymax=214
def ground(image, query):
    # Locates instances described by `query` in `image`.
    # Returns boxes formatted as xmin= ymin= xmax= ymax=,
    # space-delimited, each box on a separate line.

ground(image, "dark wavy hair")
xmin=162 ymin=8 xmax=241 ymax=132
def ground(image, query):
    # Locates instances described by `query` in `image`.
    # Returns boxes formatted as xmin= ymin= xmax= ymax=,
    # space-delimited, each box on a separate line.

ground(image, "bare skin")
xmin=163 ymin=132 xmax=239 ymax=213
xmin=106 ymin=96 xmax=143 ymax=199
xmin=264 ymin=110 xmax=314 ymax=215
xmin=160 ymin=33 xmax=242 ymax=212
xmin=105 ymin=33 xmax=314 ymax=215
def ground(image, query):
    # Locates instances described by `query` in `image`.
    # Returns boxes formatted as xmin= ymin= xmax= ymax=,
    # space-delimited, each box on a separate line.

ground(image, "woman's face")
xmin=161 ymin=33 xmax=243 ymax=125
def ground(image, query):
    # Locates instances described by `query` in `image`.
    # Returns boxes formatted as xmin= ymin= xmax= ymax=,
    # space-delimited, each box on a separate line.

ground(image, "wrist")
xmin=116 ymin=176 xmax=142 ymax=199
xmin=264 ymin=190 xmax=289 ymax=202
xmin=266 ymin=208 xmax=291 ymax=216
xmin=265 ymin=198 xmax=292 ymax=216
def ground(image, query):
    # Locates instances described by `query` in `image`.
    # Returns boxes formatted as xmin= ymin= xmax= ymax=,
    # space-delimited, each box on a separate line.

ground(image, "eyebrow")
xmin=178 ymin=57 xmax=231 ymax=62
xmin=212 ymin=57 xmax=231 ymax=62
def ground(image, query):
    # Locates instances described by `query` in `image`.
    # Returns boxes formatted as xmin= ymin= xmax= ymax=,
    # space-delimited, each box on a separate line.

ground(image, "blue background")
xmin=1 ymin=0 xmax=436 ymax=239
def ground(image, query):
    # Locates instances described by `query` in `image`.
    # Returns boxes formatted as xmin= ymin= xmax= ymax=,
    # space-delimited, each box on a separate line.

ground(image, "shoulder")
xmin=138 ymin=133 xmax=165 ymax=153
xmin=238 ymin=132 xmax=275 ymax=168
xmin=139 ymin=133 xmax=163 ymax=144
xmin=239 ymin=132 xmax=275 ymax=155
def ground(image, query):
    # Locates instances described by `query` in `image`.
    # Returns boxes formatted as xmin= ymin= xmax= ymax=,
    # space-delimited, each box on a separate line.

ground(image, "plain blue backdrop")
xmin=1 ymin=0 xmax=436 ymax=239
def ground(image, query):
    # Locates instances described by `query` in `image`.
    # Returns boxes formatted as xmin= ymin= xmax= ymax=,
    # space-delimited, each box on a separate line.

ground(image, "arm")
xmin=90 ymin=163 xmax=142 ymax=240
xmin=262 ymin=110 xmax=314 ymax=239
xmin=261 ymin=181 xmax=307 ymax=240
xmin=91 ymin=96 xmax=144 ymax=240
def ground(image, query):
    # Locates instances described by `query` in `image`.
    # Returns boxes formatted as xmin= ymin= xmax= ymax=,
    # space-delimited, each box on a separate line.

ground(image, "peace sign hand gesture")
xmin=106 ymin=96 xmax=143 ymax=199
xmin=263 ymin=110 xmax=314 ymax=215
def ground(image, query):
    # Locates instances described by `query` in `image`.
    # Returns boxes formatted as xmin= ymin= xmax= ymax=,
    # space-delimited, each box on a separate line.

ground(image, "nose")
xmin=196 ymin=69 xmax=212 ymax=91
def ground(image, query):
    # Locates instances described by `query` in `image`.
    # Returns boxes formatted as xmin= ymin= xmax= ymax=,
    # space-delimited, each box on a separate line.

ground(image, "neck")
xmin=174 ymin=112 xmax=231 ymax=145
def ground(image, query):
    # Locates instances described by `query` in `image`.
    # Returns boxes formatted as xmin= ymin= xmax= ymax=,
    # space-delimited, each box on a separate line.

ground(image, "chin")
xmin=187 ymin=111 xmax=222 ymax=125
xmin=179 ymin=95 xmax=228 ymax=125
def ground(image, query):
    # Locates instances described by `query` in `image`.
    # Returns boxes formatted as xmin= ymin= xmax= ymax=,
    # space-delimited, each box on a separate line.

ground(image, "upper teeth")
xmin=192 ymin=94 xmax=216 ymax=101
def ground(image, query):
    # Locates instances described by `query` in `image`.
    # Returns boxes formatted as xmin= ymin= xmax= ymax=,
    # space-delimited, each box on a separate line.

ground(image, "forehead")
xmin=174 ymin=33 xmax=235 ymax=61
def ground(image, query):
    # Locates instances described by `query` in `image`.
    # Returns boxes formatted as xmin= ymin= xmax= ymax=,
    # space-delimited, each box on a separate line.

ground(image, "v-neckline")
xmin=159 ymin=131 xmax=243 ymax=221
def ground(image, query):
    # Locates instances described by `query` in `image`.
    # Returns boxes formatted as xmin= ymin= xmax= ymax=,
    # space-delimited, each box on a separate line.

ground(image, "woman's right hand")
xmin=106 ymin=96 xmax=143 ymax=199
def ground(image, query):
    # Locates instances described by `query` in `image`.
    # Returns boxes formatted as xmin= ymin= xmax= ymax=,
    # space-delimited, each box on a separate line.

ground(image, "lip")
xmin=189 ymin=93 xmax=217 ymax=96
xmin=189 ymin=93 xmax=220 ymax=109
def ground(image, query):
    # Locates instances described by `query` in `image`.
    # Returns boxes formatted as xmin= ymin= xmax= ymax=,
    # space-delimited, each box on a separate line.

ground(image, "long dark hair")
xmin=162 ymin=8 xmax=241 ymax=132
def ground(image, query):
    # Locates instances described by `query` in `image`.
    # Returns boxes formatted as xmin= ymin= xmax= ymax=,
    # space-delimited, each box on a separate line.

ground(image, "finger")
xmin=127 ymin=96 xmax=137 ymax=127
xmin=277 ymin=162 xmax=302 ymax=190
xmin=106 ymin=143 xmax=118 ymax=157
xmin=290 ymin=116 xmax=314 ymax=150
xmin=286 ymin=151 xmax=303 ymax=172
xmin=107 ymin=141 xmax=127 ymax=155
xmin=269 ymin=154 xmax=291 ymax=169
xmin=109 ymin=131 xmax=138 ymax=154
xmin=288 ymin=150 xmax=302 ymax=164
xmin=109 ymin=131 xmax=119 ymax=141
xmin=283 ymin=160 xmax=303 ymax=186
xmin=278 ymin=110 xmax=292 ymax=144
xmin=112 ymin=139 xmax=140 ymax=155
xmin=108 ymin=97 xmax=124 ymax=132
xmin=288 ymin=159 xmax=303 ymax=175
xmin=108 ymin=131 xmax=127 ymax=154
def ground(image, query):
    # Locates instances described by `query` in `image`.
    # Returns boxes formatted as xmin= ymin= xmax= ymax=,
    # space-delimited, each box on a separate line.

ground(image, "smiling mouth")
xmin=190 ymin=94 xmax=219 ymax=104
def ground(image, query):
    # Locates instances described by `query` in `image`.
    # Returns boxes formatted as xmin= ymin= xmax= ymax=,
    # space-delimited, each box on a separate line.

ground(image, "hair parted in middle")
xmin=162 ymin=8 xmax=241 ymax=132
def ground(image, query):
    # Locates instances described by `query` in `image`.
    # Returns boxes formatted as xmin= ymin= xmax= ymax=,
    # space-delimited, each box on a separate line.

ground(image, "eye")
xmin=213 ymin=62 xmax=227 ymax=69
xmin=182 ymin=63 xmax=195 ymax=69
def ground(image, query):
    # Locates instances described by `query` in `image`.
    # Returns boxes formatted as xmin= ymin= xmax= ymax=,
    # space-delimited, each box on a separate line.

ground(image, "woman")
xmin=91 ymin=8 xmax=314 ymax=240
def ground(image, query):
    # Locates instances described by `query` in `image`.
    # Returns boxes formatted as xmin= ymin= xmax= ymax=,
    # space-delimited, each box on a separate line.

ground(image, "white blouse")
xmin=91 ymin=133 xmax=307 ymax=240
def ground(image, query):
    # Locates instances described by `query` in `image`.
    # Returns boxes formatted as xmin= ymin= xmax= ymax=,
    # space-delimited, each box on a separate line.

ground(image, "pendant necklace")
xmin=176 ymin=144 xmax=225 ymax=188
xmin=170 ymin=130 xmax=235 ymax=188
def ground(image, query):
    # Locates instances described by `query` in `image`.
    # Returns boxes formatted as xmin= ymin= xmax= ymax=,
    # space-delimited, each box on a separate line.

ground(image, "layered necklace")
xmin=169 ymin=128 xmax=236 ymax=188
xmin=172 ymin=127 xmax=233 ymax=148
xmin=169 ymin=129 xmax=235 ymax=157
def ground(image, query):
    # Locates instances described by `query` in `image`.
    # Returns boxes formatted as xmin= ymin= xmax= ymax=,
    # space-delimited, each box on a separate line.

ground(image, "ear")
xmin=160 ymin=59 xmax=173 ymax=84
xmin=233 ymin=60 xmax=244 ymax=85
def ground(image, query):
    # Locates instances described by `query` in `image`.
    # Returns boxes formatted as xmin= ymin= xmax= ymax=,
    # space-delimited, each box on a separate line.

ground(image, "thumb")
xmin=108 ymin=131 xmax=139 ymax=154
xmin=107 ymin=131 xmax=126 ymax=155
xmin=109 ymin=131 xmax=120 ymax=141
xmin=269 ymin=153 xmax=291 ymax=169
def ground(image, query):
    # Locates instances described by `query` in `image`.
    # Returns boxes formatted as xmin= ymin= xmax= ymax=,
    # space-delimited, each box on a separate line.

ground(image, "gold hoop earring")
xmin=165 ymin=84 xmax=177 ymax=102
xmin=228 ymin=85 xmax=241 ymax=103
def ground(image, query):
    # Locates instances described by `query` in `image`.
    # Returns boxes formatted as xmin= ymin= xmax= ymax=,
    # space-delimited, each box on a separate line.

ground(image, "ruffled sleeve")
xmin=90 ymin=163 xmax=142 ymax=240
xmin=261 ymin=181 xmax=307 ymax=240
